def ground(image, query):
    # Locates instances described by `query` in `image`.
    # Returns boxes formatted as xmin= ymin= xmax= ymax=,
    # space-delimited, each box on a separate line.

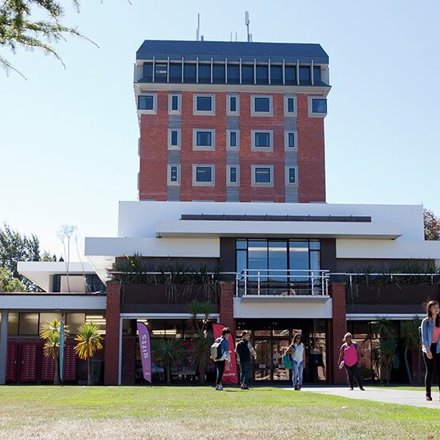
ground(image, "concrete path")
xmin=302 ymin=386 xmax=439 ymax=409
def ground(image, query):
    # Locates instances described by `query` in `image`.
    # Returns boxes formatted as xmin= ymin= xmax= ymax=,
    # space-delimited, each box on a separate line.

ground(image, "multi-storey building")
xmin=134 ymin=40 xmax=329 ymax=203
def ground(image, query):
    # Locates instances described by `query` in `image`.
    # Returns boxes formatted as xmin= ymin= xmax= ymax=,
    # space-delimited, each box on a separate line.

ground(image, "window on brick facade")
xmin=252 ymin=130 xmax=273 ymax=150
xmin=286 ymin=167 xmax=297 ymax=184
xmin=227 ymin=165 xmax=239 ymax=186
xmin=194 ymin=95 xmax=215 ymax=114
xmin=227 ymin=130 xmax=239 ymax=149
xmin=285 ymin=131 xmax=297 ymax=149
xmin=168 ymin=129 xmax=181 ymax=150
xmin=138 ymin=95 xmax=156 ymax=111
xmin=193 ymin=129 xmax=215 ymax=150
xmin=252 ymin=166 xmax=273 ymax=186
xmin=168 ymin=165 xmax=180 ymax=186
xmin=284 ymin=96 xmax=296 ymax=115
xmin=193 ymin=165 xmax=215 ymax=185
xmin=311 ymin=98 xmax=327 ymax=114
xmin=169 ymin=94 xmax=181 ymax=114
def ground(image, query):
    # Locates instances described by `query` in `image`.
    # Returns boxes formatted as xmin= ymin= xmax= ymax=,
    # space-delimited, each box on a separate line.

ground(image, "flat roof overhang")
xmin=156 ymin=220 xmax=402 ymax=239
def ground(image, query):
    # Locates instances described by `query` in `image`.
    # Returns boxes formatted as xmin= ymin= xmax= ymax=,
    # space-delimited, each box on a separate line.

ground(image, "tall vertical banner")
xmin=59 ymin=321 xmax=65 ymax=383
xmin=212 ymin=323 xmax=238 ymax=384
xmin=137 ymin=321 xmax=152 ymax=383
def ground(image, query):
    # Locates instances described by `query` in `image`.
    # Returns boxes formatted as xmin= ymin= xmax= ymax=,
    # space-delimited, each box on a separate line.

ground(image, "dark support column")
xmin=219 ymin=282 xmax=235 ymax=335
xmin=104 ymin=282 xmax=121 ymax=385
xmin=330 ymin=282 xmax=347 ymax=385
xmin=0 ymin=310 xmax=8 ymax=385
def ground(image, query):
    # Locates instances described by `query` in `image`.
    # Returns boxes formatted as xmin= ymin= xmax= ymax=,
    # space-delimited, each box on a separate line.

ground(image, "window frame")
xmin=193 ymin=94 xmax=215 ymax=115
xmin=167 ymin=164 xmax=181 ymax=186
xmin=251 ymin=95 xmax=273 ymax=117
xmin=226 ymin=165 xmax=240 ymax=186
xmin=137 ymin=94 xmax=157 ymax=114
xmin=251 ymin=165 xmax=274 ymax=187
xmin=284 ymin=95 xmax=297 ymax=117
xmin=168 ymin=128 xmax=181 ymax=150
xmin=284 ymin=130 xmax=298 ymax=150
xmin=227 ymin=94 xmax=240 ymax=115
xmin=226 ymin=129 xmax=240 ymax=150
xmin=192 ymin=129 xmax=215 ymax=151
xmin=251 ymin=130 xmax=273 ymax=152
xmin=308 ymin=96 xmax=328 ymax=118
xmin=285 ymin=166 xmax=298 ymax=186
xmin=168 ymin=94 xmax=181 ymax=115
xmin=192 ymin=164 xmax=215 ymax=186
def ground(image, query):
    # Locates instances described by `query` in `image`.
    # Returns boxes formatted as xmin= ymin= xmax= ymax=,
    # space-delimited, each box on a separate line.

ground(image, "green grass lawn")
xmin=0 ymin=386 xmax=439 ymax=440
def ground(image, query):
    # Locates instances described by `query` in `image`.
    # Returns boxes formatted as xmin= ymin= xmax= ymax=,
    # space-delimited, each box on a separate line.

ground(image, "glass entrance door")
xmin=272 ymin=339 xmax=290 ymax=381
xmin=254 ymin=340 xmax=271 ymax=381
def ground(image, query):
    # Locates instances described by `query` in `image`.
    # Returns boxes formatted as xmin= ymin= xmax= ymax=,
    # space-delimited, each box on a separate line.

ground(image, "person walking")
xmin=338 ymin=332 xmax=365 ymax=391
xmin=235 ymin=331 xmax=257 ymax=390
xmin=214 ymin=327 xmax=231 ymax=391
xmin=287 ymin=333 xmax=306 ymax=390
xmin=421 ymin=300 xmax=440 ymax=401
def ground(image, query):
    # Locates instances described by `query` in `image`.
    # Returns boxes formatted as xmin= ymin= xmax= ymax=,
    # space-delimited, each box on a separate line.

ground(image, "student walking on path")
xmin=235 ymin=331 xmax=257 ymax=390
xmin=214 ymin=327 xmax=231 ymax=391
xmin=421 ymin=300 xmax=440 ymax=401
xmin=287 ymin=333 xmax=306 ymax=390
xmin=338 ymin=332 xmax=365 ymax=391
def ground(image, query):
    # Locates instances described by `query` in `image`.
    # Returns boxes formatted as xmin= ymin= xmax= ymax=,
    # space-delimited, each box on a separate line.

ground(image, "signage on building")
xmin=137 ymin=321 xmax=152 ymax=383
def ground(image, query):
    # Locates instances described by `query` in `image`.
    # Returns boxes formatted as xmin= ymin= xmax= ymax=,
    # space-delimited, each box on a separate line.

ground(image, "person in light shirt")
xmin=421 ymin=300 xmax=440 ymax=401
xmin=287 ymin=333 xmax=306 ymax=390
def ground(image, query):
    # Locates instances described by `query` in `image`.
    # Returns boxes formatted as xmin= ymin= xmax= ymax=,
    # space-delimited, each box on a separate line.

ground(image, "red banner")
xmin=212 ymin=323 xmax=238 ymax=384
xmin=137 ymin=321 xmax=152 ymax=383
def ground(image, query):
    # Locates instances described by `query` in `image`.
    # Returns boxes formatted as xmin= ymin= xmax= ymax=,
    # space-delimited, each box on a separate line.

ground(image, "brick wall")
xmin=104 ymin=282 xmax=121 ymax=385
xmin=330 ymin=282 xmax=347 ymax=384
xmin=219 ymin=282 xmax=235 ymax=335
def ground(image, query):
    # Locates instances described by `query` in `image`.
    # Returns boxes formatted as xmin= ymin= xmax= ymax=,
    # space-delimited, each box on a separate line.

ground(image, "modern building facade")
xmin=1 ymin=40 xmax=440 ymax=386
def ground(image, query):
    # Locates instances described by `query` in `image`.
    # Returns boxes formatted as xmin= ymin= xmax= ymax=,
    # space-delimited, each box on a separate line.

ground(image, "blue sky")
xmin=1 ymin=0 xmax=439 ymax=256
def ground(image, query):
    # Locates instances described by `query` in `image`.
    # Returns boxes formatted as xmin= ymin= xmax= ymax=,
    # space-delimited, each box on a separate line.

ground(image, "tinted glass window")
xmin=227 ymin=64 xmax=240 ymax=84
xmin=230 ymin=167 xmax=237 ymax=183
xmin=196 ymin=96 xmax=212 ymax=111
xmin=299 ymin=66 xmax=311 ymax=85
xmin=171 ymin=95 xmax=179 ymax=111
xmin=198 ymin=63 xmax=211 ymax=84
xmin=242 ymin=64 xmax=254 ymax=84
xmin=184 ymin=63 xmax=196 ymax=82
xmin=213 ymin=64 xmax=225 ymax=84
xmin=196 ymin=167 xmax=212 ymax=182
xmin=19 ymin=313 xmax=39 ymax=335
xmin=229 ymin=131 xmax=237 ymax=147
xmin=285 ymin=65 xmax=297 ymax=85
xmin=255 ymin=167 xmax=271 ymax=183
xmin=288 ymin=168 xmax=296 ymax=183
xmin=312 ymin=99 xmax=327 ymax=113
xmin=155 ymin=63 xmax=167 ymax=82
xmin=287 ymin=97 xmax=295 ymax=113
xmin=268 ymin=241 xmax=287 ymax=281
xmin=171 ymin=130 xmax=179 ymax=146
xmin=169 ymin=63 xmax=182 ymax=83
xmin=313 ymin=66 xmax=322 ymax=83
xmin=270 ymin=65 xmax=282 ymax=84
xmin=289 ymin=240 xmax=309 ymax=281
xmin=138 ymin=95 xmax=154 ymax=110
xmin=248 ymin=240 xmax=268 ymax=276
xmin=229 ymin=96 xmax=237 ymax=112
xmin=196 ymin=131 xmax=212 ymax=146
xmin=143 ymin=62 xmax=153 ymax=81
xmin=170 ymin=166 xmax=178 ymax=182
xmin=254 ymin=97 xmax=270 ymax=112
xmin=256 ymin=64 xmax=268 ymax=84
xmin=288 ymin=132 xmax=295 ymax=148
xmin=254 ymin=132 xmax=271 ymax=148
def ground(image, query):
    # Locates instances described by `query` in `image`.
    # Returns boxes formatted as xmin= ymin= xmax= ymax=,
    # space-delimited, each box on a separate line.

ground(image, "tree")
xmin=74 ymin=322 xmax=103 ymax=385
xmin=372 ymin=318 xmax=397 ymax=385
xmin=151 ymin=339 xmax=185 ymax=385
xmin=0 ymin=0 xmax=94 ymax=77
xmin=0 ymin=266 xmax=25 ymax=292
xmin=423 ymin=209 xmax=440 ymax=241
xmin=57 ymin=224 xmax=76 ymax=292
xmin=40 ymin=319 xmax=68 ymax=385
xmin=400 ymin=318 xmax=421 ymax=385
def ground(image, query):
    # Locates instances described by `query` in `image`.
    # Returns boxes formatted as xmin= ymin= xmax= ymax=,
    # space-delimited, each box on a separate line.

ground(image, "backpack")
xmin=210 ymin=337 xmax=223 ymax=361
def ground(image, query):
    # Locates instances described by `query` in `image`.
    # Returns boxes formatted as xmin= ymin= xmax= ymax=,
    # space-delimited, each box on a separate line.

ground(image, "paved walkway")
xmin=302 ymin=386 xmax=439 ymax=409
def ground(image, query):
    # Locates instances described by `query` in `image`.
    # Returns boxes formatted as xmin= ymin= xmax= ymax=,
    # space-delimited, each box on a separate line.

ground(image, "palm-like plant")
xmin=379 ymin=338 xmax=397 ymax=385
xmin=74 ymin=322 xmax=103 ymax=385
xmin=40 ymin=320 xmax=68 ymax=385
xmin=400 ymin=317 xmax=421 ymax=384
xmin=151 ymin=339 xmax=185 ymax=384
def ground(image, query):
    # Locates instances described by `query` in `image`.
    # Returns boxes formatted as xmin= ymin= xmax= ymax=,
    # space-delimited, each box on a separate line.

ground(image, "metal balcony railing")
xmin=235 ymin=269 xmax=330 ymax=297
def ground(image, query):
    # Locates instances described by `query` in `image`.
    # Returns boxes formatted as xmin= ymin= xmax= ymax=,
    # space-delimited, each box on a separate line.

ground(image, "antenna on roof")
xmin=245 ymin=11 xmax=252 ymax=42
xmin=196 ymin=13 xmax=200 ymax=41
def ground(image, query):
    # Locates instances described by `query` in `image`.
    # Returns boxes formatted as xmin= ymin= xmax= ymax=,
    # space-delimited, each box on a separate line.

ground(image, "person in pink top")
xmin=338 ymin=332 xmax=365 ymax=390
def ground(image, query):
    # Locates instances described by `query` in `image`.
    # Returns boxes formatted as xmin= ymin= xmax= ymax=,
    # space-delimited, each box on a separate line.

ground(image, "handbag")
xmin=282 ymin=353 xmax=293 ymax=369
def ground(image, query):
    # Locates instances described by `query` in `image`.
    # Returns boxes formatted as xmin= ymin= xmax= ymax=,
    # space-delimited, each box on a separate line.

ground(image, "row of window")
xmin=141 ymin=61 xmax=324 ymax=86
xmin=167 ymin=164 xmax=297 ymax=187
xmin=138 ymin=93 xmax=327 ymax=117
xmin=167 ymin=129 xmax=297 ymax=151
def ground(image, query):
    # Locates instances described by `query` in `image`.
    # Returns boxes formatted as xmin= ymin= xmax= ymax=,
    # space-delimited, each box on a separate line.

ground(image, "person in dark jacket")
xmin=215 ymin=327 xmax=231 ymax=391
xmin=235 ymin=331 xmax=257 ymax=390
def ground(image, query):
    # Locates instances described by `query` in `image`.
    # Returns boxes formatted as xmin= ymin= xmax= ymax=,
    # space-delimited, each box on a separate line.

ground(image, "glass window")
xmin=287 ymin=132 xmax=296 ymax=149
xmin=270 ymin=65 xmax=283 ymax=85
xmin=213 ymin=64 xmax=225 ymax=84
xmin=229 ymin=96 xmax=237 ymax=113
xmin=229 ymin=130 xmax=238 ymax=148
xmin=268 ymin=241 xmax=287 ymax=281
xmin=169 ymin=63 xmax=182 ymax=83
xmin=236 ymin=240 xmax=247 ymax=250
xmin=254 ymin=132 xmax=271 ymax=148
xmin=142 ymin=62 xmax=153 ymax=81
xmin=229 ymin=166 xmax=237 ymax=183
xmin=8 ymin=312 xmax=19 ymax=335
xmin=184 ymin=63 xmax=196 ymax=83
xmin=138 ymin=95 xmax=154 ymax=110
xmin=227 ymin=63 xmax=240 ymax=84
xmin=254 ymin=97 xmax=270 ymax=113
xmin=170 ymin=130 xmax=179 ymax=146
xmin=285 ymin=65 xmax=297 ymax=85
xmin=66 ymin=313 xmax=85 ymax=333
xmin=248 ymin=240 xmax=268 ymax=275
xmin=242 ymin=64 xmax=254 ymax=84
xmin=196 ymin=96 xmax=212 ymax=112
xmin=236 ymin=250 xmax=247 ymax=275
xmin=19 ymin=313 xmax=39 ymax=335
xmin=289 ymin=241 xmax=310 ymax=281
xmin=256 ymin=64 xmax=268 ymax=84
xmin=198 ymin=63 xmax=211 ymax=84
xmin=154 ymin=63 xmax=167 ymax=82
xmin=312 ymin=98 xmax=327 ymax=114
xmin=287 ymin=97 xmax=295 ymax=113
xmin=299 ymin=66 xmax=311 ymax=85
xmin=196 ymin=131 xmax=212 ymax=147
xmin=313 ymin=66 xmax=322 ymax=84
xmin=195 ymin=166 xmax=213 ymax=182
xmin=255 ymin=167 xmax=272 ymax=183
xmin=288 ymin=167 xmax=296 ymax=184
xmin=39 ymin=313 xmax=62 ymax=332
xmin=171 ymin=95 xmax=179 ymax=112
xmin=170 ymin=166 xmax=178 ymax=182
xmin=310 ymin=240 xmax=321 ymax=250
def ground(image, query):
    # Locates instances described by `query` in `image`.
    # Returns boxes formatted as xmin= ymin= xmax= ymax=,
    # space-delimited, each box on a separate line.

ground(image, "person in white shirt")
xmin=287 ymin=333 xmax=306 ymax=390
